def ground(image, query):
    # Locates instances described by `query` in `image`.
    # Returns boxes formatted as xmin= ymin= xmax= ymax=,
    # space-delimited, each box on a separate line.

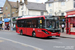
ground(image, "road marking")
xmin=0 ymin=40 xmax=4 ymax=42
xmin=43 ymin=40 xmax=63 ymax=44
xmin=0 ymin=37 xmax=43 ymax=50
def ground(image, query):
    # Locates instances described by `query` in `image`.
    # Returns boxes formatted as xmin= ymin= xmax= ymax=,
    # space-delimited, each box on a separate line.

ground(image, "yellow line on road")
xmin=21 ymin=44 xmax=28 ymax=47
xmin=0 ymin=40 xmax=4 ymax=42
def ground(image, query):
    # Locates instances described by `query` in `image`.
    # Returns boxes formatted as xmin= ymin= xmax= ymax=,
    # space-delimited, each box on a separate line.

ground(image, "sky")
xmin=0 ymin=0 xmax=47 ymax=7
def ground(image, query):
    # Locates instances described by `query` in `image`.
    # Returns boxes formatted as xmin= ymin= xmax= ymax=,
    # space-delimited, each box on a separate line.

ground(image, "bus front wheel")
xmin=32 ymin=32 xmax=36 ymax=37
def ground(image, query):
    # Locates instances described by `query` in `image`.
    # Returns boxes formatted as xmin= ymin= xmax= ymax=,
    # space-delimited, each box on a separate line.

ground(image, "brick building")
xmin=3 ymin=0 xmax=19 ymax=30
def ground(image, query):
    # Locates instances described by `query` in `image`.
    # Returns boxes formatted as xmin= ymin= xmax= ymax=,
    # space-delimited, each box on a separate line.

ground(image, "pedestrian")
xmin=61 ymin=24 xmax=65 ymax=32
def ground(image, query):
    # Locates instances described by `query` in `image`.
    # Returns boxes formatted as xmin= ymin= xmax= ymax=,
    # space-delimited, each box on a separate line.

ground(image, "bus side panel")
xmin=17 ymin=27 xmax=24 ymax=34
xmin=35 ymin=28 xmax=43 ymax=37
xmin=22 ymin=27 xmax=27 ymax=35
xmin=26 ymin=28 xmax=33 ymax=36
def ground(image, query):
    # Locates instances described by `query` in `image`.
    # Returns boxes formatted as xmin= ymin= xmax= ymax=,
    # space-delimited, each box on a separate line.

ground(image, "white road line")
xmin=42 ymin=40 xmax=63 ymax=44
xmin=0 ymin=37 xmax=43 ymax=50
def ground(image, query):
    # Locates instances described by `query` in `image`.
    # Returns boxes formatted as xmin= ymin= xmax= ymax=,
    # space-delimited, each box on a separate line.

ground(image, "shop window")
xmin=70 ymin=23 xmax=75 ymax=32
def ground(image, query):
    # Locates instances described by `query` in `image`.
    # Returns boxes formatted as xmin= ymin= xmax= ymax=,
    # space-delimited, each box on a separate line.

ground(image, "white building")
xmin=18 ymin=0 xmax=48 ymax=16
xmin=45 ymin=0 xmax=75 ymax=16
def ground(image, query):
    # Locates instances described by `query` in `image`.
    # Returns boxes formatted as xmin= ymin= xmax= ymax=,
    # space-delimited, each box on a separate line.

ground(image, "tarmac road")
xmin=0 ymin=31 xmax=75 ymax=50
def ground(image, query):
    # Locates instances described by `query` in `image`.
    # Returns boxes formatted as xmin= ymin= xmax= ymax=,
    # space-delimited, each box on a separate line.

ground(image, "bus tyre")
xmin=20 ymin=30 xmax=23 ymax=35
xmin=32 ymin=32 xmax=36 ymax=37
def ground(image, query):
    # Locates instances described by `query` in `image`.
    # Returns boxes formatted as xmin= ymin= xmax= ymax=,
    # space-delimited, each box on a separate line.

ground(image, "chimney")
xmin=24 ymin=0 xmax=27 ymax=5
xmin=6 ymin=0 xmax=8 ymax=1
xmin=20 ymin=0 xmax=22 ymax=3
xmin=17 ymin=0 xmax=19 ymax=8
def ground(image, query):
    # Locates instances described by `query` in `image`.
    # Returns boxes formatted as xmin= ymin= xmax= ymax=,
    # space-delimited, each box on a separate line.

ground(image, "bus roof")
xmin=17 ymin=15 xmax=58 ymax=20
xmin=17 ymin=15 xmax=45 ymax=20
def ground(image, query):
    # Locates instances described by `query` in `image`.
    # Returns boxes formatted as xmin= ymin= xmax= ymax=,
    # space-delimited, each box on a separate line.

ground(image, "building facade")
xmin=3 ymin=0 xmax=19 ymax=30
xmin=45 ymin=0 xmax=75 ymax=25
xmin=19 ymin=0 xmax=48 ymax=16
xmin=45 ymin=0 xmax=75 ymax=16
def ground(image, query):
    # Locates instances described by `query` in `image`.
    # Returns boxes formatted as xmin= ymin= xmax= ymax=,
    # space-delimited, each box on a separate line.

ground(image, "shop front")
xmin=4 ymin=18 xmax=10 ymax=30
xmin=66 ymin=10 xmax=75 ymax=35
xmin=0 ymin=21 xmax=2 ymax=30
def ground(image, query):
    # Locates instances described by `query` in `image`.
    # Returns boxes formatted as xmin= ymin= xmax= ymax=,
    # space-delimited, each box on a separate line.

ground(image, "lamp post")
xmin=10 ymin=13 xmax=14 ymax=31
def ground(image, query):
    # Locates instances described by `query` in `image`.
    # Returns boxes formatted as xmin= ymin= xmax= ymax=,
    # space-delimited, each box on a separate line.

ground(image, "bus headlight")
xmin=42 ymin=30 xmax=49 ymax=34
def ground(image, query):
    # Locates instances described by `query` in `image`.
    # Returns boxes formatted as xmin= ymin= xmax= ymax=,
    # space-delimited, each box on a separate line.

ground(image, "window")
xmin=22 ymin=11 xmax=24 ymax=16
xmin=0 ymin=17 xmax=2 ymax=20
xmin=21 ymin=5 xmax=24 ymax=10
xmin=4 ymin=14 xmax=6 ymax=17
xmin=41 ymin=11 xmax=44 ymax=15
xmin=0 ymin=8 xmax=1 ymax=10
xmin=8 ymin=14 xmax=10 ymax=17
xmin=50 ymin=9 xmax=52 ymax=12
xmin=61 ymin=13 xmax=64 ymax=16
xmin=49 ymin=3 xmax=52 ymax=7
xmin=74 ymin=2 xmax=75 ymax=8
xmin=12 ymin=12 xmax=14 ymax=14
xmin=6 ymin=7 xmax=8 ymax=10
xmin=59 ymin=10 xmax=61 ymax=12
xmin=61 ymin=2 xmax=65 ymax=6
xmin=14 ymin=6 xmax=16 ymax=8
xmin=49 ymin=13 xmax=52 ymax=15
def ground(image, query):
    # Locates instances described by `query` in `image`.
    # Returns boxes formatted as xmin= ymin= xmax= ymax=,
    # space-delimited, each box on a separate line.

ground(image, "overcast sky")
xmin=0 ymin=0 xmax=47 ymax=7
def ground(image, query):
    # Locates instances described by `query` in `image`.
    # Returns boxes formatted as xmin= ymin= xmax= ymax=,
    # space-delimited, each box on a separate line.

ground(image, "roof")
xmin=8 ymin=1 xmax=19 ymax=8
xmin=45 ymin=0 xmax=66 ymax=3
xmin=8 ymin=1 xmax=46 ymax=11
xmin=26 ymin=2 xmax=46 ymax=11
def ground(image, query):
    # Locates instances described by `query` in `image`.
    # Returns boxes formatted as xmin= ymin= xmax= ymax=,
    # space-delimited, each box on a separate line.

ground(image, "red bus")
xmin=16 ymin=15 xmax=60 ymax=38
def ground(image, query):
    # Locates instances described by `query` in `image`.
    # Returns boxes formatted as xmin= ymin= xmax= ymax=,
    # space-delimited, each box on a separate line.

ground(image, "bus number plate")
xmin=52 ymin=33 xmax=56 ymax=34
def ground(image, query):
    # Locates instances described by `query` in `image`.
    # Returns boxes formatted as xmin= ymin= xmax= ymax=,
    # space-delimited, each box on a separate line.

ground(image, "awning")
xmin=66 ymin=14 xmax=75 ymax=17
xmin=4 ymin=18 xmax=11 ymax=22
xmin=0 ymin=21 xmax=2 ymax=24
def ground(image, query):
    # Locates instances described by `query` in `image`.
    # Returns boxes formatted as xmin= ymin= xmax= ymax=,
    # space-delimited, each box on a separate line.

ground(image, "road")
xmin=0 ymin=31 xmax=75 ymax=50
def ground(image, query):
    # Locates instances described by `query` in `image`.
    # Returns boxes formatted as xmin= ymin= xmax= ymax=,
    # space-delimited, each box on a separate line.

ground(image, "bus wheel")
xmin=32 ymin=32 xmax=36 ymax=37
xmin=20 ymin=30 xmax=23 ymax=35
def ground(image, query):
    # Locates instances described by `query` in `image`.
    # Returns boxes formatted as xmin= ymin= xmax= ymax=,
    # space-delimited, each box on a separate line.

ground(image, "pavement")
xmin=60 ymin=32 xmax=75 ymax=39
